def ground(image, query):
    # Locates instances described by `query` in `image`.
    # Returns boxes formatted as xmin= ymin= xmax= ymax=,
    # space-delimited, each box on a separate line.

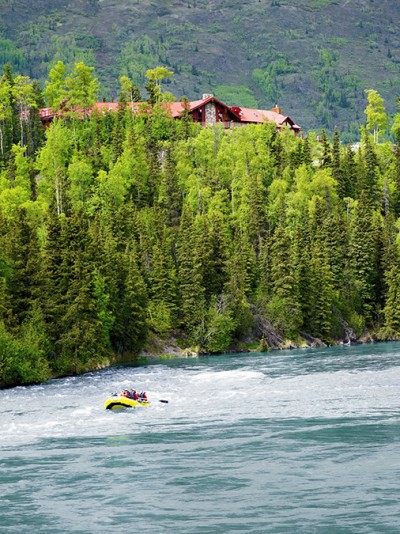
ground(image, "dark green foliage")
xmin=380 ymin=263 xmax=400 ymax=339
xmin=320 ymin=129 xmax=332 ymax=169
xmin=340 ymin=145 xmax=357 ymax=200
xmin=111 ymin=241 xmax=148 ymax=354
xmin=158 ymin=148 xmax=182 ymax=228
xmin=268 ymin=222 xmax=302 ymax=339
xmin=348 ymin=192 xmax=381 ymax=322
xmin=111 ymin=103 xmax=127 ymax=163
xmin=3 ymin=208 xmax=42 ymax=327
xmin=177 ymin=205 xmax=206 ymax=339
xmin=52 ymin=211 xmax=111 ymax=373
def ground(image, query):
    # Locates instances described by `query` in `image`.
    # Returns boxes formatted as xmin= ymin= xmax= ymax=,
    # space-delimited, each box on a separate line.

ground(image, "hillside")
xmin=1 ymin=0 xmax=400 ymax=137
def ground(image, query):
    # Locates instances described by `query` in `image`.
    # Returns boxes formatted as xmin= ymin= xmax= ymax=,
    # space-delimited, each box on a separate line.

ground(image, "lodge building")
xmin=40 ymin=94 xmax=301 ymax=134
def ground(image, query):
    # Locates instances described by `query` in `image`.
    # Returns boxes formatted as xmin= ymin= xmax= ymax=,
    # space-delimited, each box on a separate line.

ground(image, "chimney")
xmin=272 ymin=104 xmax=282 ymax=114
xmin=202 ymin=93 xmax=214 ymax=100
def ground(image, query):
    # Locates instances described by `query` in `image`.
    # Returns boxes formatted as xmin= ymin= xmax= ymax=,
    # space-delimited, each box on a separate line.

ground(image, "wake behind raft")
xmin=104 ymin=389 xmax=169 ymax=410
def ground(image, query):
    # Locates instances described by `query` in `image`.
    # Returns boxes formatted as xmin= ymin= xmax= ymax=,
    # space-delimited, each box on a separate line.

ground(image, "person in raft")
xmin=112 ymin=389 xmax=147 ymax=400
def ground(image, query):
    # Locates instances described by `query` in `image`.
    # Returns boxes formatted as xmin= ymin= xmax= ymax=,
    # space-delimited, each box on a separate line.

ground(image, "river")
xmin=1 ymin=342 xmax=400 ymax=533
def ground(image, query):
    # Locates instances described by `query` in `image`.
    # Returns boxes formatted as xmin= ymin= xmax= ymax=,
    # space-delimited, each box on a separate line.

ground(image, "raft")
xmin=104 ymin=395 xmax=150 ymax=410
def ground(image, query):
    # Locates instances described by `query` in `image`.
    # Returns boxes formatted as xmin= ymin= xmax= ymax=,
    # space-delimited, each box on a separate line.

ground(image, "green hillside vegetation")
xmin=1 ymin=63 xmax=400 ymax=387
xmin=2 ymin=1 xmax=400 ymax=138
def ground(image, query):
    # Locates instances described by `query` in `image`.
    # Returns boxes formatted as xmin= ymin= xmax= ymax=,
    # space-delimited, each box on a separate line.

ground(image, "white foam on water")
xmin=1 ymin=345 xmax=400 ymax=448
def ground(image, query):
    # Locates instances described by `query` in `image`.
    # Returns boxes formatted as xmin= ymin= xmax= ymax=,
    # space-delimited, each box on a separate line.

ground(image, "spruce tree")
xmin=348 ymin=192 xmax=381 ymax=324
xmin=320 ymin=129 xmax=332 ymax=168
xmin=177 ymin=204 xmax=206 ymax=341
xmin=111 ymin=241 xmax=148 ymax=354
xmin=268 ymin=217 xmax=302 ymax=339
xmin=332 ymin=129 xmax=345 ymax=198
xmin=111 ymin=102 xmax=127 ymax=163
xmin=380 ymin=262 xmax=400 ymax=339
xmin=158 ymin=148 xmax=182 ymax=229
xmin=4 ymin=208 xmax=42 ymax=328
xmin=55 ymin=211 xmax=109 ymax=372
xmin=341 ymin=145 xmax=357 ymax=200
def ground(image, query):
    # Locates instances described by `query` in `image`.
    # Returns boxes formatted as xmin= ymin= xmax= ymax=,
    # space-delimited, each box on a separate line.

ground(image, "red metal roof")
xmin=39 ymin=97 xmax=301 ymax=130
xmin=232 ymin=106 xmax=299 ymax=129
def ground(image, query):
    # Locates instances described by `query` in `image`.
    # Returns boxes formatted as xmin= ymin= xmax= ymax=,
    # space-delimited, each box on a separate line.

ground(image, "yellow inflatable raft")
xmin=104 ymin=395 xmax=150 ymax=410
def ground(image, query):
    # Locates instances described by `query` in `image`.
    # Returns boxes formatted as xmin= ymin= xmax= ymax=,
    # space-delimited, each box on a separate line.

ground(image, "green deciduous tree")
xmin=364 ymin=89 xmax=388 ymax=144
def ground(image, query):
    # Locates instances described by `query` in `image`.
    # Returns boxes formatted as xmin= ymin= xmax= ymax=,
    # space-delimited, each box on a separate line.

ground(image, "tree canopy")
xmin=1 ymin=63 xmax=400 ymax=387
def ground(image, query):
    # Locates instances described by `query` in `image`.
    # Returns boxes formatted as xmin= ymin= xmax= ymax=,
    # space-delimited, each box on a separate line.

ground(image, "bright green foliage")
xmin=0 ymin=316 xmax=50 ymax=387
xmin=203 ymin=295 xmax=236 ymax=353
xmin=0 ymin=67 xmax=44 ymax=163
xmin=145 ymin=66 xmax=174 ymax=104
xmin=65 ymin=62 xmax=99 ymax=111
xmin=119 ymin=75 xmax=141 ymax=103
xmin=44 ymin=61 xmax=68 ymax=111
xmin=364 ymin=89 xmax=388 ymax=144
xmin=45 ymin=61 xmax=99 ymax=115
xmin=67 ymin=152 xmax=94 ymax=211
xmin=36 ymin=121 xmax=73 ymax=214
xmin=12 ymin=75 xmax=37 ymax=148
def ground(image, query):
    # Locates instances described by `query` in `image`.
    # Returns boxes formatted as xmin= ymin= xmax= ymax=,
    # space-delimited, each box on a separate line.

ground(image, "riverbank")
xmin=1 ymin=328 xmax=397 ymax=390
xmin=138 ymin=330 xmax=384 ymax=360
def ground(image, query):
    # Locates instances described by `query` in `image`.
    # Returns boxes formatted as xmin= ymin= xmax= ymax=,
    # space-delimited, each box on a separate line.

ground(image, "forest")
xmin=1 ymin=62 xmax=400 ymax=387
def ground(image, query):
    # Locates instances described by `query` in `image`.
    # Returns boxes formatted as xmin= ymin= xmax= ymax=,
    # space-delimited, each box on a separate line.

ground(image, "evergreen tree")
xmin=268 ymin=218 xmax=302 ymax=338
xmin=341 ymin=145 xmax=357 ymax=200
xmin=55 ymin=211 xmax=109 ymax=372
xmin=320 ymin=129 xmax=332 ymax=168
xmin=3 ymin=208 xmax=42 ymax=327
xmin=0 ymin=74 xmax=13 ymax=162
xmin=302 ymin=137 xmax=312 ymax=167
xmin=224 ymin=230 xmax=256 ymax=339
xmin=177 ymin=204 xmax=206 ymax=341
xmin=348 ymin=192 xmax=381 ymax=323
xmin=158 ymin=147 xmax=182 ymax=228
xmin=147 ymin=227 xmax=178 ymax=335
xmin=2 ymin=64 xmax=19 ymax=152
xmin=358 ymin=131 xmax=379 ymax=204
xmin=308 ymin=244 xmax=334 ymax=339
xmin=111 ymin=102 xmax=127 ymax=163
xmin=380 ymin=262 xmax=400 ymax=339
xmin=111 ymin=241 xmax=148 ymax=354
xmin=177 ymin=97 xmax=194 ymax=140
xmin=332 ymin=129 xmax=345 ymax=198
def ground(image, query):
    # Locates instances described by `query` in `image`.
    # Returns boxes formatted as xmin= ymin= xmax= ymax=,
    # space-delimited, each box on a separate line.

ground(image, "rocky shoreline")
xmin=138 ymin=331 xmax=389 ymax=360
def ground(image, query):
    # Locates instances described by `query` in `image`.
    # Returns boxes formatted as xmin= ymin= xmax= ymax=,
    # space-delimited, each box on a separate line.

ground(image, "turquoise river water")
xmin=1 ymin=342 xmax=400 ymax=533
